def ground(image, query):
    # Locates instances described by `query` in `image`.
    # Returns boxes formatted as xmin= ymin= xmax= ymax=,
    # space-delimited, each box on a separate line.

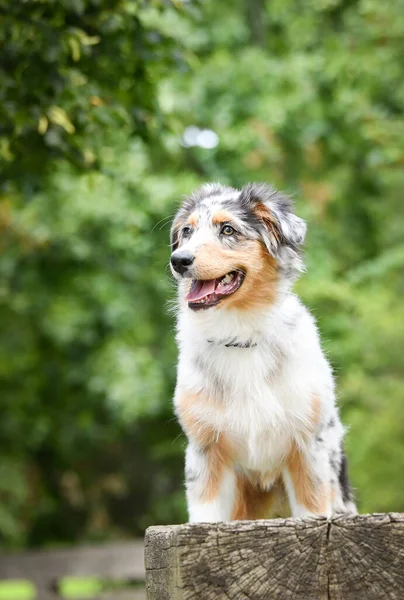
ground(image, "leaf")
xmin=48 ymin=106 xmax=76 ymax=134
xmin=0 ymin=138 xmax=14 ymax=161
xmin=68 ymin=37 xmax=81 ymax=62
xmin=37 ymin=116 xmax=49 ymax=135
xmin=76 ymin=30 xmax=101 ymax=46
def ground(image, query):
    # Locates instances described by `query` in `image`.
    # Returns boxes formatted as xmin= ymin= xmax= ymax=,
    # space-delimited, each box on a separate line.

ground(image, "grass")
xmin=0 ymin=578 xmax=103 ymax=599
xmin=0 ymin=579 xmax=145 ymax=599
xmin=0 ymin=582 xmax=35 ymax=600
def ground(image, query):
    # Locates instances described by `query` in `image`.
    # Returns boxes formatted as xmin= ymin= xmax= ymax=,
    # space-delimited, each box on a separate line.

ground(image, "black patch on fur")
xmin=239 ymin=182 xmax=294 ymax=216
xmin=284 ymin=317 xmax=297 ymax=331
xmin=170 ymin=196 xmax=198 ymax=251
xmin=327 ymin=417 xmax=335 ymax=428
xmin=329 ymin=450 xmax=339 ymax=473
xmin=239 ymin=183 xmax=286 ymax=243
xmin=316 ymin=435 xmax=324 ymax=443
xmin=170 ymin=184 xmax=236 ymax=250
xmin=194 ymin=354 xmax=226 ymax=400
xmin=239 ymin=182 xmax=304 ymax=250
xmin=185 ymin=467 xmax=199 ymax=483
xmin=339 ymin=445 xmax=354 ymax=503
xmin=207 ymin=336 xmax=257 ymax=349
xmin=221 ymin=196 xmax=261 ymax=231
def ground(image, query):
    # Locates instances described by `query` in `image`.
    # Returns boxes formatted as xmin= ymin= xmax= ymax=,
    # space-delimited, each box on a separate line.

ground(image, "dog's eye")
xmin=182 ymin=226 xmax=192 ymax=238
xmin=221 ymin=224 xmax=235 ymax=236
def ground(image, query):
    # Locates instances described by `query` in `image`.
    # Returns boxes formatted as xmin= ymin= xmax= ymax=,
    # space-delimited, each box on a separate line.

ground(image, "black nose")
xmin=171 ymin=251 xmax=195 ymax=275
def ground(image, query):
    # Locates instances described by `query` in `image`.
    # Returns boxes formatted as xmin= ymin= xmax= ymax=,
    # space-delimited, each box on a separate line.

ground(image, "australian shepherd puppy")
xmin=170 ymin=182 xmax=356 ymax=522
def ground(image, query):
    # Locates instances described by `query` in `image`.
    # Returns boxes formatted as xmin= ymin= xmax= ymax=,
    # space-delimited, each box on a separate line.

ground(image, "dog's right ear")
xmin=240 ymin=182 xmax=306 ymax=254
xmin=240 ymin=182 xmax=307 ymax=276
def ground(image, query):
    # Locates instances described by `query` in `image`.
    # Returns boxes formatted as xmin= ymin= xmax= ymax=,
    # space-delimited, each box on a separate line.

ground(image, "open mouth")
xmin=185 ymin=270 xmax=245 ymax=311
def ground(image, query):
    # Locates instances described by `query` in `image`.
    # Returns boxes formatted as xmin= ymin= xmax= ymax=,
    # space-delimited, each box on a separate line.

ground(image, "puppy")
xmin=170 ymin=182 xmax=356 ymax=521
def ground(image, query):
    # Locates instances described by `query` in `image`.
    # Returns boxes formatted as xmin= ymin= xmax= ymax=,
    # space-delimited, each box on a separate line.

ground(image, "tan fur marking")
xmin=212 ymin=209 xmax=234 ymax=225
xmin=286 ymin=442 xmax=328 ymax=513
xmin=232 ymin=475 xmax=289 ymax=520
xmin=302 ymin=394 xmax=321 ymax=442
xmin=187 ymin=212 xmax=198 ymax=227
xmin=186 ymin=240 xmax=247 ymax=281
xmin=177 ymin=390 xmax=234 ymax=503
xmin=177 ymin=391 xmax=218 ymax=448
xmin=188 ymin=238 xmax=278 ymax=312
xmin=254 ymin=202 xmax=282 ymax=245
xmin=318 ymin=487 xmax=330 ymax=513
xmin=226 ymin=242 xmax=278 ymax=311
xmin=309 ymin=394 xmax=321 ymax=431
xmin=203 ymin=436 xmax=233 ymax=502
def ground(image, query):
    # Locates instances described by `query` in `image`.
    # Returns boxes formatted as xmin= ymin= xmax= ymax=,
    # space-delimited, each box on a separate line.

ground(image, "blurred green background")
xmin=0 ymin=0 xmax=403 ymax=551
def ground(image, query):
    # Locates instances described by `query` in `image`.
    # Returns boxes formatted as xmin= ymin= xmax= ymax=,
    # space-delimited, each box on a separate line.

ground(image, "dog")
xmin=170 ymin=182 xmax=356 ymax=521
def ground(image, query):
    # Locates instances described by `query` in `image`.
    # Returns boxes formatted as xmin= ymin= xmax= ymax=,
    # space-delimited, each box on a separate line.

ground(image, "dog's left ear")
xmin=240 ymin=182 xmax=306 ymax=254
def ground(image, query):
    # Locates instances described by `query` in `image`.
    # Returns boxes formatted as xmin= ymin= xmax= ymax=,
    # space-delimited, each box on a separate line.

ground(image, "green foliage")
xmin=0 ymin=0 xmax=190 ymax=184
xmin=0 ymin=0 xmax=403 ymax=547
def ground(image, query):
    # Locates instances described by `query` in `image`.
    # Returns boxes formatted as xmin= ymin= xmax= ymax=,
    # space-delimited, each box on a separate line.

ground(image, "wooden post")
xmin=145 ymin=513 xmax=404 ymax=599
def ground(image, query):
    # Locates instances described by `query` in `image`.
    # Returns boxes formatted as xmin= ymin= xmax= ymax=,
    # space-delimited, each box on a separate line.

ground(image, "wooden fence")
xmin=0 ymin=540 xmax=145 ymax=600
xmin=145 ymin=513 xmax=404 ymax=599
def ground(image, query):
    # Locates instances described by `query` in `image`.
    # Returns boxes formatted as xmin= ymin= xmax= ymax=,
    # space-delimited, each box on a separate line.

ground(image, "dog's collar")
xmin=207 ymin=338 xmax=258 ymax=349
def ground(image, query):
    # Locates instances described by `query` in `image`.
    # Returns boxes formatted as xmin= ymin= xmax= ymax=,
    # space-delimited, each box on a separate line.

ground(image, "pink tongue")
xmin=185 ymin=279 xmax=216 ymax=302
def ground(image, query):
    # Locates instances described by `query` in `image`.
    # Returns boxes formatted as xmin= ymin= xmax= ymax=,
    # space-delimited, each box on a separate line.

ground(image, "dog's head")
xmin=170 ymin=183 xmax=306 ymax=312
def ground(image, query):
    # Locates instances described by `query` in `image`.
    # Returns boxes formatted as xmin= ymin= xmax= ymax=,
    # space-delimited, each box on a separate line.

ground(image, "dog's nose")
xmin=171 ymin=251 xmax=195 ymax=275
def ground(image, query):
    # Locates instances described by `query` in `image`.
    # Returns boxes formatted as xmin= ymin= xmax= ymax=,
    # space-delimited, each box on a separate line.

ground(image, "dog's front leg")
xmin=185 ymin=441 xmax=236 ymax=523
xmin=283 ymin=441 xmax=332 ymax=518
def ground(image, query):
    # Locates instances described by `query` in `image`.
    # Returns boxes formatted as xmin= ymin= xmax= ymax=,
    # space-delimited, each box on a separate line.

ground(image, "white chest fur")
xmin=175 ymin=295 xmax=334 ymax=473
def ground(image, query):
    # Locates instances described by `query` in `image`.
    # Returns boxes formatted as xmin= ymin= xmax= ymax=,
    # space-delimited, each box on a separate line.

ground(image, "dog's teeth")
xmin=222 ymin=273 xmax=234 ymax=285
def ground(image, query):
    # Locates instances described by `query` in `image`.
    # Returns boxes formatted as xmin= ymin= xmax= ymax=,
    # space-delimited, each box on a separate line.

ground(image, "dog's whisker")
xmin=151 ymin=214 xmax=175 ymax=233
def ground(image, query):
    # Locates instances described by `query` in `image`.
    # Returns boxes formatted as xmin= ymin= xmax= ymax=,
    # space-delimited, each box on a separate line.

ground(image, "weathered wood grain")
xmin=328 ymin=513 xmax=404 ymax=599
xmin=145 ymin=513 xmax=404 ymax=600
